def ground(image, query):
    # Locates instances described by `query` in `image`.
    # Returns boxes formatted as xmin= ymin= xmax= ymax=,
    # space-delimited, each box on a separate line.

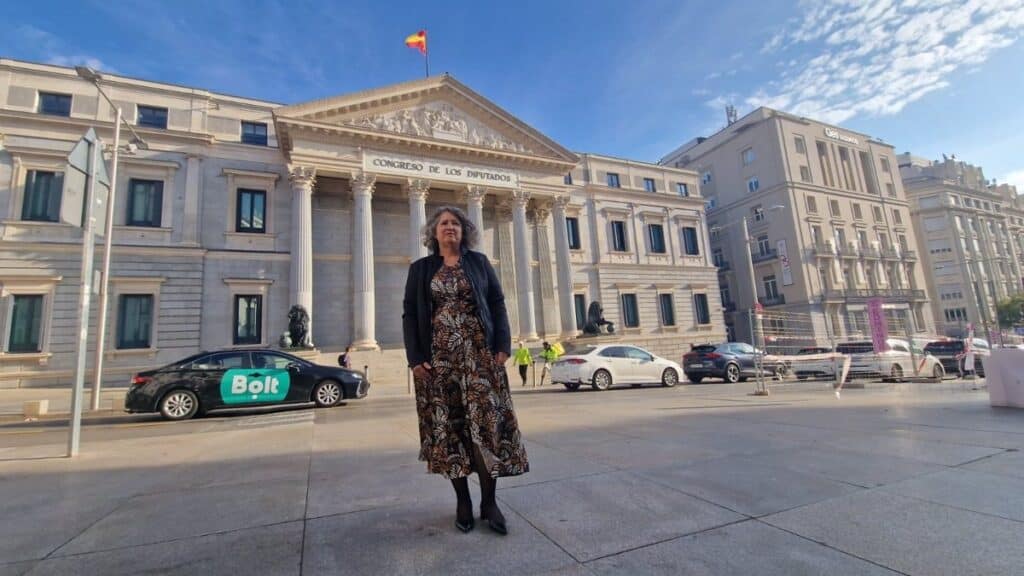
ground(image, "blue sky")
xmin=4 ymin=0 xmax=1024 ymax=189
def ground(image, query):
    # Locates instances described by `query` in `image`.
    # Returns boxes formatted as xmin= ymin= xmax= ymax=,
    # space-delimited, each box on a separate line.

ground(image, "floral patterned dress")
xmin=414 ymin=262 xmax=529 ymax=479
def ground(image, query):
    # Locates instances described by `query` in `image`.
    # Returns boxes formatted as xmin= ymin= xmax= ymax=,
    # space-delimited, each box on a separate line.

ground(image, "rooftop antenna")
xmin=725 ymin=105 xmax=738 ymax=125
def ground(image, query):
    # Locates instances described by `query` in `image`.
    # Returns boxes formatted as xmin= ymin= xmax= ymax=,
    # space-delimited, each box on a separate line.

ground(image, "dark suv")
xmin=923 ymin=340 xmax=985 ymax=377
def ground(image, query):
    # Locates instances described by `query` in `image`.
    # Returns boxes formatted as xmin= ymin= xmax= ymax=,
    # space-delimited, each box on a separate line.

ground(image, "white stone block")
xmin=23 ymin=400 xmax=48 ymax=418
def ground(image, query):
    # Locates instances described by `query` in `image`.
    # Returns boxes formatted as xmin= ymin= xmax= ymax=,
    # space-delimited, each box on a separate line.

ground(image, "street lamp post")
xmin=75 ymin=66 xmax=148 ymax=411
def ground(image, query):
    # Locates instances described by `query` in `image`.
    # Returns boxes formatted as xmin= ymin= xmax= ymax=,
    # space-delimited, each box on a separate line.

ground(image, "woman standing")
xmin=403 ymin=206 xmax=529 ymax=535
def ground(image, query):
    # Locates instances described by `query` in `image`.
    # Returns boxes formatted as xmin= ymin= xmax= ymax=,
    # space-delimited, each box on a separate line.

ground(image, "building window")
xmin=763 ymin=275 xmax=779 ymax=300
xmin=719 ymin=285 xmax=731 ymax=307
xmin=885 ymin=183 xmax=896 ymax=198
xmin=702 ymin=170 xmax=713 ymax=184
xmin=574 ymin=294 xmax=586 ymax=331
xmin=8 ymin=295 xmax=43 ymax=353
xmin=742 ymin=147 xmax=756 ymax=166
xmin=566 ymin=217 xmax=581 ymax=250
xmin=880 ymin=157 xmax=891 ymax=173
xmin=873 ymin=206 xmax=883 ymax=223
xmin=621 ymin=294 xmax=639 ymax=328
xmin=799 ymin=165 xmax=811 ymax=182
xmin=236 ymin=189 xmax=266 ymax=233
xmin=233 ymin=295 xmax=262 ymax=345
xmin=126 ymin=179 xmax=164 ymax=227
xmin=816 ymin=141 xmax=835 ymax=188
xmin=810 ymin=225 xmax=822 ymax=246
xmin=693 ymin=294 xmax=711 ymax=325
xmin=648 ymin=224 xmax=666 ymax=253
xmin=643 ymin=178 xmax=656 ymax=193
xmin=606 ymin=173 xmax=621 ymax=188
xmin=241 ymin=121 xmax=268 ymax=146
xmin=564 ymin=173 xmax=573 ymax=185
xmin=752 ymin=205 xmax=765 ymax=222
xmin=852 ymin=203 xmax=863 ymax=221
xmin=857 ymin=230 xmax=868 ymax=249
xmin=757 ymin=234 xmax=771 ymax=255
xmin=682 ymin=227 xmax=700 ymax=255
xmin=117 ymin=294 xmax=153 ymax=349
xmin=838 ymin=147 xmax=856 ymax=191
xmin=137 ymin=105 xmax=168 ymax=129
xmin=951 ymin=195 xmax=960 ymax=206
xmin=38 ymin=92 xmax=72 ymax=117
xmin=794 ymin=136 xmax=806 ymax=155
xmin=21 ymin=170 xmax=64 ymax=222
xmin=747 ymin=177 xmax=760 ymax=193
xmin=829 ymin=199 xmax=841 ymax=217
xmin=806 ymin=195 xmax=818 ymax=214
xmin=659 ymin=293 xmax=676 ymax=326
xmin=898 ymin=234 xmax=909 ymax=252
xmin=611 ymin=220 xmax=628 ymax=252
xmin=892 ymin=209 xmax=903 ymax=224
xmin=944 ymin=308 xmax=967 ymax=322
xmin=676 ymin=182 xmax=689 ymax=196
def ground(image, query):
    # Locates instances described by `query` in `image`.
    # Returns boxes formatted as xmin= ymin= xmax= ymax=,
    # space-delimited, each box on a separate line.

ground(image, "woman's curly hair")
xmin=421 ymin=205 xmax=480 ymax=254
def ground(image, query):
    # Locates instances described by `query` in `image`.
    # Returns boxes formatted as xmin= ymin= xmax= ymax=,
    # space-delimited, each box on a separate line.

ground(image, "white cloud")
xmin=1003 ymin=169 xmax=1024 ymax=191
xmin=750 ymin=0 xmax=1024 ymax=123
xmin=14 ymin=24 xmax=115 ymax=73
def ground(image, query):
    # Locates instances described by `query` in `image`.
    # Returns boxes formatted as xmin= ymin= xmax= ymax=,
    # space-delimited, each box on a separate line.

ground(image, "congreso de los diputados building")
xmin=0 ymin=58 xmax=725 ymax=388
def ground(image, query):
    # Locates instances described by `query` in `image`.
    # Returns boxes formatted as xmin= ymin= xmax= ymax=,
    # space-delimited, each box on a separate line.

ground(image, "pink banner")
xmin=867 ymin=298 xmax=888 ymax=353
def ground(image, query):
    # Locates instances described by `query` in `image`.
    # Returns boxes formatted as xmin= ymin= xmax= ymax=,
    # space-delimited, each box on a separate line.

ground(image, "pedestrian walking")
xmin=403 ymin=206 xmax=529 ymax=536
xmin=337 ymin=345 xmax=353 ymax=369
xmin=538 ymin=341 xmax=559 ymax=386
xmin=513 ymin=341 xmax=533 ymax=386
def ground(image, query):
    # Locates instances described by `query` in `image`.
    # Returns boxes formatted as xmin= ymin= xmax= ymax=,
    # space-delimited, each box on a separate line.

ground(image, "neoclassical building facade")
xmin=0 ymin=58 xmax=724 ymax=387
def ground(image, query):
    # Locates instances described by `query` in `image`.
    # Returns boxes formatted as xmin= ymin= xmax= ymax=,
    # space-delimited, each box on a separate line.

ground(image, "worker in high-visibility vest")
xmin=513 ymin=341 xmax=533 ymax=387
xmin=538 ymin=341 xmax=560 ymax=386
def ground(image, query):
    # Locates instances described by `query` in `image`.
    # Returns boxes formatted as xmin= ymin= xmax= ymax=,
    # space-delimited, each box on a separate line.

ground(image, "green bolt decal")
xmin=220 ymin=369 xmax=290 ymax=404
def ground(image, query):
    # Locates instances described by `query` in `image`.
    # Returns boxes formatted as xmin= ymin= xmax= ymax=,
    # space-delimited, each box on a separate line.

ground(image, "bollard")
xmin=364 ymin=365 xmax=370 ymax=383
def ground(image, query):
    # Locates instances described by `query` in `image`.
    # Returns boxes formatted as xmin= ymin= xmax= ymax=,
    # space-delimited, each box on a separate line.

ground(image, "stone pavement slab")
xmin=586 ymin=519 xmax=898 ymax=575
xmin=817 ymin=432 xmax=1005 ymax=466
xmin=0 ymin=561 xmax=37 ymax=576
xmin=738 ymin=445 xmax=946 ymax=488
xmin=881 ymin=466 xmax=1024 ymax=522
xmin=23 ymin=521 xmax=302 ymax=576
xmin=302 ymin=496 xmax=574 ymax=576
xmin=54 ymin=477 xmax=308 ymax=555
xmin=763 ymin=489 xmax=1024 ymax=576
xmin=638 ymin=454 xmax=861 ymax=517
xmin=962 ymin=448 xmax=1024 ymax=478
xmin=496 ymin=470 xmax=743 ymax=562
xmin=496 ymin=441 xmax=615 ymax=490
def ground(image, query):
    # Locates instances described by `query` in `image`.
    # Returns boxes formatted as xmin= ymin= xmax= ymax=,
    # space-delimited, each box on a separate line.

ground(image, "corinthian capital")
xmin=288 ymin=165 xmax=316 ymax=189
xmin=511 ymin=188 xmax=531 ymax=207
xmin=553 ymin=194 xmax=572 ymax=209
xmin=406 ymin=178 xmax=430 ymax=200
xmin=465 ymin=185 xmax=487 ymax=204
xmin=529 ymin=201 xmax=552 ymax=224
xmin=351 ymin=170 xmax=377 ymax=197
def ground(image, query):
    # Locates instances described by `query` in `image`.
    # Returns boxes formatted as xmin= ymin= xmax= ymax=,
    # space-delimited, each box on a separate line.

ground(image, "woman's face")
xmin=434 ymin=211 xmax=463 ymax=248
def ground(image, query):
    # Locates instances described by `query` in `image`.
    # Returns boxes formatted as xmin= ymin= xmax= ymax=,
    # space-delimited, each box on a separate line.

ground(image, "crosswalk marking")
xmin=234 ymin=410 xmax=315 ymax=428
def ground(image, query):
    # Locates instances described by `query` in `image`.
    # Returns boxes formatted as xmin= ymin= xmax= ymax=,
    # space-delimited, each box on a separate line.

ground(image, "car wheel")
xmin=592 ymin=369 xmax=612 ymax=391
xmin=931 ymin=363 xmax=944 ymax=381
xmin=686 ymin=374 xmax=703 ymax=384
xmin=661 ymin=368 xmax=679 ymax=387
xmin=890 ymin=364 xmax=904 ymax=383
xmin=563 ymin=382 xmax=581 ymax=391
xmin=313 ymin=380 xmax=343 ymax=407
xmin=160 ymin=389 xmax=199 ymax=421
xmin=724 ymin=363 xmax=741 ymax=383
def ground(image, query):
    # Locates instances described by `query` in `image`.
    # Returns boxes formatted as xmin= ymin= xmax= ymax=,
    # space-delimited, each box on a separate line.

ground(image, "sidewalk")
xmin=0 ymin=387 xmax=129 ymax=419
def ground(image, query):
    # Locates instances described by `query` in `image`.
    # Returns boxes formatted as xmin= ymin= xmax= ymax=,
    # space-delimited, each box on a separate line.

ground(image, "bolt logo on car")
xmin=220 ymin=369 xmax=290 ymax=404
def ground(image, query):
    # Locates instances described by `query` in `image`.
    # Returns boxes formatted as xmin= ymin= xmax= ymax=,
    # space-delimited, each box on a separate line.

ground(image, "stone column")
xmin=407 ymin=179 xmax=429 ymax=261
xmin=466 ymin=185 xmax=486 ymax=232
xmin=495 ymin=201 xmax=520 ymax=336
xmin=532 ymin=203 xmax=558 ymax=337
xmin=551 ymin=196 xmax=577 ymax=338
xmin=512 ymin=189 xmax=537 ymax=340
xmin=183 ymin=155 xmax=201 ymax=245
xmin=288 ymin=165 xmax=316 ymax=346
xmin=351 ymin=171 xmax=378 ymax=349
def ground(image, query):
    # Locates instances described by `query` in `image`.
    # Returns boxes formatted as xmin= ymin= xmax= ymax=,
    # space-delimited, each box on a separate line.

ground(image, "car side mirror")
xmin=286 ymin=362 xmax=301 ymax=371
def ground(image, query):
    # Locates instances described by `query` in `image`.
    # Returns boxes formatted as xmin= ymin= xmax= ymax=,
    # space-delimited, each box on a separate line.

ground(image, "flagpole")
xmin=425 ymin=51 xmax=429 ymax=78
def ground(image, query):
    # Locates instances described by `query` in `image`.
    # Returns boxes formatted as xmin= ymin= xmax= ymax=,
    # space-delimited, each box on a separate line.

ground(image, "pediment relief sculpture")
xmin=342 ymin=102 xmax=533 ymax=154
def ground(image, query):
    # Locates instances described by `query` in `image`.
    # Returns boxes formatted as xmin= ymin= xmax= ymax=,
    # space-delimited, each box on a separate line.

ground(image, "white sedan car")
xmin=550 ymin=344 xmax=683 ymax=391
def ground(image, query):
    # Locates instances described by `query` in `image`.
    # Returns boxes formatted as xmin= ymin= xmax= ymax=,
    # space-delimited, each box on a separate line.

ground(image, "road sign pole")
xmin=90 ymin=107 xmax=121 ymax=411
xmin=67 ymin=138 xmax=100 ymax=457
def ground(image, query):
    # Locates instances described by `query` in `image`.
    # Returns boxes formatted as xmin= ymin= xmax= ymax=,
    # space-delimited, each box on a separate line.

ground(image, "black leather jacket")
xmin=402 ymin=248 xmax=512 ymax=368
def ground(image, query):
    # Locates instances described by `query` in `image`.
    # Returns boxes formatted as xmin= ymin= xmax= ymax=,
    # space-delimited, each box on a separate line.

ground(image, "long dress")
xmin=414 ymin=262 xmax=529 ymax=479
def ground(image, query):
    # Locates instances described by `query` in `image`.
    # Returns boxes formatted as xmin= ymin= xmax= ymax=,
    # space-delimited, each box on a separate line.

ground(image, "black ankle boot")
xmin=451 ymin=477 xmax=474 ymax=533
xmin=478 ymin=473 xmax=507 ymax=535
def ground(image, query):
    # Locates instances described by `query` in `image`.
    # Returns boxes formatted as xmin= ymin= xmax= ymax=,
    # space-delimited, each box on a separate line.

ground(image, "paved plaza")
xmin=1 ymin=379 xmax=1023 ymax=575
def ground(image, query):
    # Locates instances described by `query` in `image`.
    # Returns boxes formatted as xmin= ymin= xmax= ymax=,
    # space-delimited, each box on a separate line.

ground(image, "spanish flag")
xmin=405 ymin=30 xmax=427 ymax=55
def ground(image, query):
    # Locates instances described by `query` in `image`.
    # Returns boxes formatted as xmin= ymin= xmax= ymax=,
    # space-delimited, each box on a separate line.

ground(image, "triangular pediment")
xmin=274 ymin=75 xmax=577 ymax=165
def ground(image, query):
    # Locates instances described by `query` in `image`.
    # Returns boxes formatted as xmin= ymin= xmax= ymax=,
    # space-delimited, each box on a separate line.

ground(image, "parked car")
xmin=682 ymin=342 xmax=788 ymax=384
xmin=923 ymin=339 xmax=988 ymax=377
xmin=792 ymin=346 xmax=839 ymax=380
xmin=836 ymin=338 xmax=944 ymax=382
xmin=549 ymin=344 xmax=682 ymax=391
xmin=125 ymin=349 xmax=370 ymax=420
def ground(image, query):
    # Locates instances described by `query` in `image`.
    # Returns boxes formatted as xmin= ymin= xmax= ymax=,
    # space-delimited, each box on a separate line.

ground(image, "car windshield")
xmin=798 ymin=347 xmax=828 ymax=355
xmin=836 ymin=342 xmax=874 ymax=354
xmin=925 ymin=341 xmax=963 ymax=353
xmin=691 ymin=345 xmax=717 ymax=353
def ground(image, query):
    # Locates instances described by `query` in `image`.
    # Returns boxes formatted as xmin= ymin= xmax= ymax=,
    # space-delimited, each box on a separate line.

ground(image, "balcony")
xmin=760 ymin=294 xmax=786 ymax=307
xmin=881 ymin=248 xmax=901 ymax=260
xmin=838 ymin=243 xmax=861 ymax=259
xmin=902 ymin=250 xmax=917 ymax=261
xmin=751 ymin=248 xmax=778 ymax=264
xmin=821 ymin=288 xmax=927 ymax=302
xmin=861 ymin=246 xmax=882 ymax=259
xmin=811 ymin=243 xmax=835 ymax=258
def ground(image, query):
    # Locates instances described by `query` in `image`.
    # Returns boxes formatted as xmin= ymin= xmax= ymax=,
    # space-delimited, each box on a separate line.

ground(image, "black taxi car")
xmin=125 ymin=349 xmax=370 ymax=420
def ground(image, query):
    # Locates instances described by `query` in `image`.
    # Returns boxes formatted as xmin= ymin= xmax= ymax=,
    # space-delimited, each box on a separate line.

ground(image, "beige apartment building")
xmin=661 ymin=107 xmax=935 ymax=347
xmin=0 ymin=58 xmax=722 ymax=387
xmin=900 ymin=153 xmax=1024 ymax=339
